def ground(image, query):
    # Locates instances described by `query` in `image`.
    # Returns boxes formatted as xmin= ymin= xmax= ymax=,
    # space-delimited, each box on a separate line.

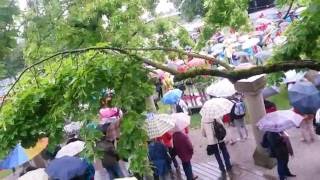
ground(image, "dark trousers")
xmin=168 ymin=147 xmax=179 ymax=168
xmin=277 ymin=157 xmax=290 ymax=180
xmin=211 ymin=142 xmax=232 ymax=171
xmin=105 ymin=163 xmax=124 ymax=179
xmin=182 ymin=161 xmax=193 ymax=180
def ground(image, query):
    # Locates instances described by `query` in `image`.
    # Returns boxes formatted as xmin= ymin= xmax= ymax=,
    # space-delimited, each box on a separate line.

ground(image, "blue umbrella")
xmin=45 ymin=156 xmax=88 ymax=180
xmin=162 ymin=89 xmax=183 ymax=105
xmin=0 ymin=144 xmax=29 ymax=169
xmin=288 ymin=81 xmax=320 ymax=114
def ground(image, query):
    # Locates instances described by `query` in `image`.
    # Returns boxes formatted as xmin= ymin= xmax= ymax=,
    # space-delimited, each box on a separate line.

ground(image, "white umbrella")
xmin=206 ymin=79 xmax=236 ymax=97
xmin=200 ymin=98 xmax=234 ymax=122
xmin=233 ymin=51 xmax=249 ymax=57
xmin=255 ymin=50 xmax=272 ymax=61
xmin=257 ymin=110 xmax=304 ymax=132
xmin=170 ymin=113 xmax=191 ymax=132
xmin=19 ymin=168 xmax=49 ymax=180
xmin=55 ymin=141 xmax=85 ymax=159
xmin=242 ymin=38 xmax=260 ymax=49
xmin=238 ymin=35 xmax=249 ymax=42
xmin=211 ymin=43 xmax=225 ymax=55
xmin=283 ymin=70 xmax=306 ymax=84
xmin=145 ymin=114 xmax=175 ymax=139
xmin=274 ymin=36 xmax=287 ymax=45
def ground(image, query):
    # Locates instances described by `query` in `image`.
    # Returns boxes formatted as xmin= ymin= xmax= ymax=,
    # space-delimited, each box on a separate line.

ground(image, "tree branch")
xmin=175 ymin=60 xmax=320 ymax=81
xmin=283 ymin=0 xmax=295 ymax=20
xmin=122 ymin=47 xmax=233 ymax=70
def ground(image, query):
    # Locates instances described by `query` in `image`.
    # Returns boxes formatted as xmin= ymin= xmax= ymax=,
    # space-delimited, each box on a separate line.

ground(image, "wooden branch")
xmin=175 ymin=60 xmax=320 ymax=81
xmin=283 ymin=0 xmax=295 ymax=20
xmin=122 ymin=47 xmax=233 ymax=70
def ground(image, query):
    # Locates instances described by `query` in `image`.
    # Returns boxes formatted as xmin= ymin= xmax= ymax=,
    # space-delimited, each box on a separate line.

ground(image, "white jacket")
xmin=201 ymin=118 xmax=224 ymax=145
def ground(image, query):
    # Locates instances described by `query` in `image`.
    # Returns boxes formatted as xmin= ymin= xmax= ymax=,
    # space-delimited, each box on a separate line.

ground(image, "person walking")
xmin=300 ymin=114 xmax=315 ymax=142
xmin=201 ymin=118 xmax=232 ymax=174
xmin=172 ymin=131 xmax=197 ymax=180
xmin=293 ymin=108 xmax=315 ymax=142
xmin=99 ymin=89 xmax=123 ymax=145
xmin=262 ymin=131 xmax=296 ymax=180
xmin=148 ymin=139 xmax=172 ymax=180
xmin=96 ymin=134 xmax=124 ymax=179
xmin=230 ymin=96 xmax=248 ymax=141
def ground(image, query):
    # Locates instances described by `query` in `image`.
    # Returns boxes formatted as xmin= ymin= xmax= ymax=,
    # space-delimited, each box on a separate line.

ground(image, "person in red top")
xmin=172 ymin=131 xmax=198 ymax=180
xmin=157 ymin=128 xmax=189 ymax=171
xmin=222 ymin=114 xmax=237 ymax=145
xmin=264 ymin=100 xmax=277 ymax=113
xmin=156 ymin=132 xmax=179 ymax=171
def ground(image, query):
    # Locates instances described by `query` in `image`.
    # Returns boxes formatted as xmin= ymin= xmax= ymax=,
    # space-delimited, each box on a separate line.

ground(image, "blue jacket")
xmin=148 ymin=141 xmax=171 ymax=176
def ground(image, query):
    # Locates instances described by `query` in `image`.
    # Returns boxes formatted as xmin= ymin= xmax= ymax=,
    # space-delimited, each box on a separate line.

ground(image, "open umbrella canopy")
xmin=257 ymin=110 xmax=304 ymax=132
xmin=187 ymin=58 xmax=206 ymax=67
xmin=262 ymin=86 xmax=280 ymax=98
xmin=145 ymin=114 xmax=175 ymax=139
xmin=162 ymin=89 xmax=183 ymax=105
xmin=255 ymin=50 xmax=272 ymax=61
xmin=206 ymin=79 xmax=236 ymax=97
xmin=45 ymin=156 xmax=88 ymax=180
xmin=19 ymin=168 xmax=49 ymax=180
xmin=242 ymin=38 xmax=260 ymax=49
xmin=55 ymin=141 xmax=85 ymax=159
xmin=170 ymin=113 xmax=191 ymax=132
xmin=283 ymin=70 xmax=306 ymax=83
xmin=288 ymin=81 xmax=320 ymax=114
xmin=200 ymin=98 xmax=234 ymax=122
xmin=0 ymin=138 xmax=48 ymax=169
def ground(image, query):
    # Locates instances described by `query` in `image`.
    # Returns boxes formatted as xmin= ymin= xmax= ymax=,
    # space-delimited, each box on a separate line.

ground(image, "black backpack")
xmin=212 ymin=119 xmax=226 ymax=141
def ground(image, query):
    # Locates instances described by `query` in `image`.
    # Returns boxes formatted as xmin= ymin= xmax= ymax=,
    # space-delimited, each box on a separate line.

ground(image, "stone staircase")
xmin=178 ymin=161 xmax=270 ymax=180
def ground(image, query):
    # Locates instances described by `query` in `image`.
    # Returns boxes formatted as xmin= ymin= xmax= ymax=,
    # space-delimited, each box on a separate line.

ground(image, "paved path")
xmin=189 ymin=125 xmax=320 ymax=180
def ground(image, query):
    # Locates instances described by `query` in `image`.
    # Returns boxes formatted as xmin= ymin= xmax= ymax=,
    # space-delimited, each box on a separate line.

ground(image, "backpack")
xmin=212 ymin=119 xmax=226 ymax=141
xmin=231 ymin=100 xmax=246 ymax=119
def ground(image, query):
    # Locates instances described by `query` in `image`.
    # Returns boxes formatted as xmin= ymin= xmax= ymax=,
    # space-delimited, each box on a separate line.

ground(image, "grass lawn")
xmin=267 ymin=85 xmax=291 ymax=110
xmin=0 ymin=170 xmax=12 ymax=179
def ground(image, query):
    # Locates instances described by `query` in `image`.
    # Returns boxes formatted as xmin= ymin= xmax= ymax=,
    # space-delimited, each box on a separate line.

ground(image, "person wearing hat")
xmin=99 ymin=89 xmax=123 ymax=144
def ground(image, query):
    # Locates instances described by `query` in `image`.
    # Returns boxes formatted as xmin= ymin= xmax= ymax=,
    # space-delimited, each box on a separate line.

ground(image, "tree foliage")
xmin=1 ymin=0 xmax=320 ymax=175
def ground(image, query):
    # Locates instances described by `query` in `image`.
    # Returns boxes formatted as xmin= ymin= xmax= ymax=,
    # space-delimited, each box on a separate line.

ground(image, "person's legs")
xmin=168 ymin=148 xmax=179 ymax=169
xmin=234 ymin=119 xmax=244 ymax=139
xmin=182 ymin=161 xmax=193 ymax=180
xmin=106 ymin=163 xmax=124 ymax=179
xmin=277 ymin=158 xmax=286 ymax=180
xmin=306 ymin=120 xmax=315 ymax=141
xmin=211 ymin=144 xmax=226 ymax=172
xmin=300 ymin=121 xmax=308 ymax=141
xmin=218 ymin=142 xmax=232 ymax=170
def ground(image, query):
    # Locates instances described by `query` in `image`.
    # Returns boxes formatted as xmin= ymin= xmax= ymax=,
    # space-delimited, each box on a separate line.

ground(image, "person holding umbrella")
xmin=262 ymin=131 xmax=296 ymax=180
xmin=172 ymin=130 xmax=197 ymax=180
xmin=258 ymin=110 xmax=303 ymax=180
xmin=200 ymin=98 xmax=234 ymax=174
xmin=294 ymin=108 xmax=315 ymax=143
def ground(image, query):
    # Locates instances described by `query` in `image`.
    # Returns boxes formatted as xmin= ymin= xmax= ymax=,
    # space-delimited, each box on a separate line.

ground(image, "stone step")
xmin=178 ymin=161 xmax=222 ymax=180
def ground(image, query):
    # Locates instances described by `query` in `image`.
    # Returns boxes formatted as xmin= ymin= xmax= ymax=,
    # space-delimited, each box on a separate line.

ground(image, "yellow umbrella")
xmin=25 ymin=138 xmax=49 ymax=159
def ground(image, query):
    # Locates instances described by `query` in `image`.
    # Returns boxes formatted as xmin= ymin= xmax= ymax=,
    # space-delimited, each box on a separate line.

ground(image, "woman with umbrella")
xmin=294 ymin=109 xmax=315 ymax=143
xmin=262 ymin=131 xmax=296 ymax=180
xmin=258 ymin=110 xmax=302 ymax=180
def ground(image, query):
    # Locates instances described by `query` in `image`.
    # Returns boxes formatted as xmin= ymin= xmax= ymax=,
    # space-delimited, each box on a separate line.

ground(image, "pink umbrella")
xmin=177 ymin=65 xmax=189 ymax=73
xmin=150 ymin=69 xmax=165 ymax=79
xmin=187 ymin=58 xmax=206 ymax=67
xmin=170 ymin=113 xmax=191 ymax=132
